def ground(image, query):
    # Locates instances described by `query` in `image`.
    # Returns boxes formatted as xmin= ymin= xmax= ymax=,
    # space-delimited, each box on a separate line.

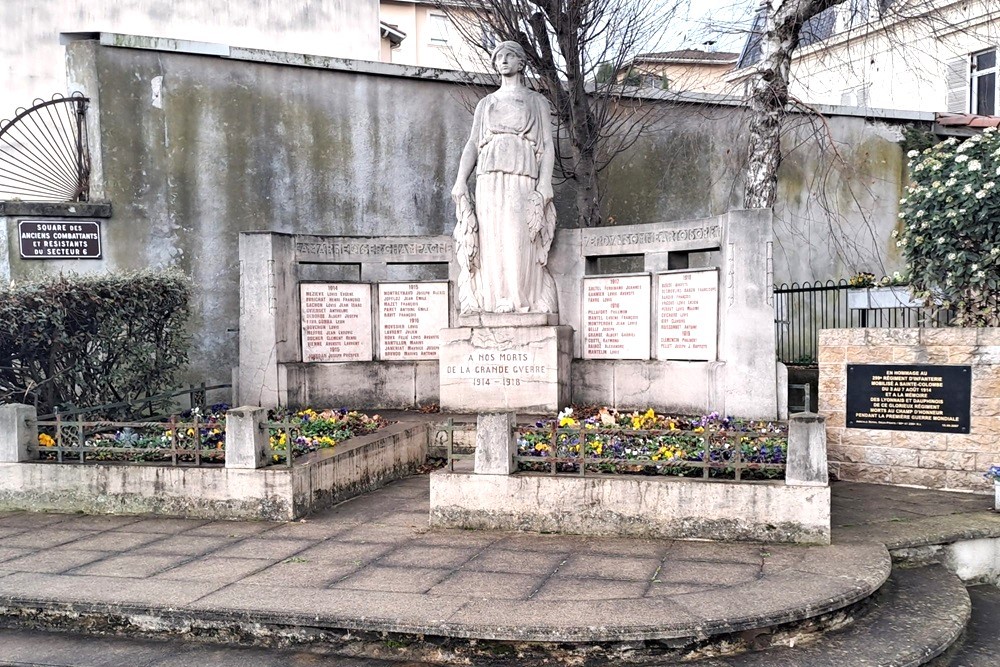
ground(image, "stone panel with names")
xmin=656 ymin=270 xmax=718 ymax=361
xmin=846 ymin=364 xmax=971 ymax=433
xmin=300 ymin=283 xmax=373 ymax=362
xmin=378 ymin=282 xmax=449 ymax=360
xmin=582 ymin=275 xmax=651 ymax=360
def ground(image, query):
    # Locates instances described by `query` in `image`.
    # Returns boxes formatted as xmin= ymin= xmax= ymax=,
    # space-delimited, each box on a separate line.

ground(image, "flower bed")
xmin=36 ymin=405 xmax=386 ymax=465
xmin=516 ymin=408 xmax=787 ymax=480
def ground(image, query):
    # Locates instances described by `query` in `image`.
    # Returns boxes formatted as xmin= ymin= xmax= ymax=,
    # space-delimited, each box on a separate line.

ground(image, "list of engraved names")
xmin=378 ymin=282 xmax=448 ymax=360
xmin=582 ymin=275 xmax=651 ymax=359
xmin=300 ymin=283 xmax=372 ymax=362
xmin=657 ymin=270 xmax=718 ymax=361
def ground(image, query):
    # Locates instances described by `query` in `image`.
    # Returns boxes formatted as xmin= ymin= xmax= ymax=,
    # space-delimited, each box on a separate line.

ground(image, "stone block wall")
xmin=818 ymin=328 xmax=999 ymax=493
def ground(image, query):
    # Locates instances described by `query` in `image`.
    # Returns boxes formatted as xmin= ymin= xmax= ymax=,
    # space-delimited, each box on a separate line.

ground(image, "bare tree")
xmin=743 ymin=0 xmax=849 ymax=209
xmin=742 ymin=0 xmax=994 ymax=209
xmin=437 ymin=0 xmax=682 ymax=227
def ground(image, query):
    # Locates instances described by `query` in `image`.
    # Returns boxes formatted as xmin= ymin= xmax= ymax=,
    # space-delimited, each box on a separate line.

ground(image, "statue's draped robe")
xmin=471 ymin=90 xmax=558 ymax=313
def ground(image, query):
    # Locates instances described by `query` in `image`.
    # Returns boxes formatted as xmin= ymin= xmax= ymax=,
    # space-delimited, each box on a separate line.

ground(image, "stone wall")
xmin=0 ymin=34 xmax=925 ymax=386
xmin=819 ymin=328 xmax=999 ymax=493
xmin=430 ymin=471 xmax=831 ymax=544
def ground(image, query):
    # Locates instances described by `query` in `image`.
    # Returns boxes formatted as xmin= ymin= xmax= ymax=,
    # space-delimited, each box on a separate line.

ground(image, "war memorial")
xmin=0 ymin=30 xmax=997 ymax=666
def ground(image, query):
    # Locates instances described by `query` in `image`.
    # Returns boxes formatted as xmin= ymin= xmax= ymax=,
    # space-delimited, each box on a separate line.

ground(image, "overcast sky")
xmin=665 ymin=0 xmax=757 ymax=53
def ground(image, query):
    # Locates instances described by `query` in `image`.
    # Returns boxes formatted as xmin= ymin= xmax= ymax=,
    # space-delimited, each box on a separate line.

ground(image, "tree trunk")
xmin=743 ymin=0 xmax=844 ymax=209
xmin=574 ymin=152 xmax=602 ymax=227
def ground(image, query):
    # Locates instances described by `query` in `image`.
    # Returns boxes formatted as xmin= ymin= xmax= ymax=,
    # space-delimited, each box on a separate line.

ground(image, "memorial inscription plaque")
xmin=582 ymin=274 xmax=651 ymax=360
xmin=377 ymin=282 xmax=449 ymax=360
xmin=656 ymin=269 xmax=718 ymax=361
xmin=846 ymin=364 xmax=971 ymax=433
xmin=19 ymin=220 xmax=102 ymax=259
xmin=300 ymin=283 xmax=373 ymax=362
xmin=442 ymin=348 xmax=550 ymax=388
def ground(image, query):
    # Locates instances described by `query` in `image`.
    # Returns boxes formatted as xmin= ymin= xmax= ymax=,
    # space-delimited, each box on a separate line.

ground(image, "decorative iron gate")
xmin=0 ymin=93 xmax=90 ymax=202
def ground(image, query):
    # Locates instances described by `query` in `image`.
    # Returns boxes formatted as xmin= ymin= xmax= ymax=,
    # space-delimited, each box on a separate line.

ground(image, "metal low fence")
xmin=32 ymin=413 xmax=299 ymax=469
xmin=438 ymin=419 xmax=787 ymax=482
xmin=34 ymin=414 xmax=226 ymax=466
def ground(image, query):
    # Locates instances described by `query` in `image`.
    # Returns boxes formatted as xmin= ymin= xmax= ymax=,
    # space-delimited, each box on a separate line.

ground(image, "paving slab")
xmin=0 ymin=476 xmax=892 ymax=644
xmin=833 ymin=481 xmax=1000 ymax=549
xmin=935 ymin=584 xmax=1000 ymax=666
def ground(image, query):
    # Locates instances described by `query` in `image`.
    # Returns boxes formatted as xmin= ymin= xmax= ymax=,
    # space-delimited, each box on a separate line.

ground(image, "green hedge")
xmin=0 ymin=270 xmax=191 ymax=416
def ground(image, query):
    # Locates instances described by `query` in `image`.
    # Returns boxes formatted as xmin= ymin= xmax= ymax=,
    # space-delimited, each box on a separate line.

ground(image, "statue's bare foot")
xmin=495 ymin=303 xmax=514 ymax=313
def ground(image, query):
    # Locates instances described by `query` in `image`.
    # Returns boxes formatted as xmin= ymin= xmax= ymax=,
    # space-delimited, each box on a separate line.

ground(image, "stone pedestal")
xmin=225 ymin=406 xmax=269 ymax=469
xmin=474 ymin=412 xmax=518 ymax=474
xmin=786 ymin=412 xmax=828 ymax=487
xmin=0 ymin=403 xmax=36 ymax=463
xmin=439 ymin=318 xmax=572 ymax=413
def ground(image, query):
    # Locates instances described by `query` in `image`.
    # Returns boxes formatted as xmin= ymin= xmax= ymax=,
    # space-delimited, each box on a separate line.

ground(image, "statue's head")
xmin=491 ymin=41 xmax=527 ymax=75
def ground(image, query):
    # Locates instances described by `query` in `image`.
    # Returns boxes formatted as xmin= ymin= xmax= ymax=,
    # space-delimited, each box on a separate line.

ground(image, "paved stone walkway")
xmin=0 ymin=475 xmax=893 ymax=644
xmin=832 ymin=481 xmax=1000 ymax=547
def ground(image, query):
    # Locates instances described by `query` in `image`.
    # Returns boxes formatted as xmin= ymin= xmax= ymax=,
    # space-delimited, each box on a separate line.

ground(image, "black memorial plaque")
xmin=19 ymin=220 xmax=102 ymax=259
xmin=846 ymin=364 xmax=971 ymax=433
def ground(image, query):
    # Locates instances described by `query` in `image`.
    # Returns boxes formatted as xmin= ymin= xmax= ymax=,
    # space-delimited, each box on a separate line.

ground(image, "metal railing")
xmin=263 ymin=420 xmax=297 ymax=468
xmin=439 ymin=418 xmax=476 ymax=470
xmin=774 ymin=280 xmax=954 ymax=365
xmin=438 ymin=419 xmax=787 ymax=482
xmin=0 ymin=93 xmax=90 ymax=202
xmin=33 ymin=415 xmax=309 ymax=469
xmin=34 ymin=414 xmax=225 ymax=466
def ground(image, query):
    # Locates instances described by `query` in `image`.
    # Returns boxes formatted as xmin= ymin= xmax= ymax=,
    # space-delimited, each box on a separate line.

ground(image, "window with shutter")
xmin=429 ymin=13 xmax=449 ymax=45
xmin=945 ymin=57 xmax=969 ymax=113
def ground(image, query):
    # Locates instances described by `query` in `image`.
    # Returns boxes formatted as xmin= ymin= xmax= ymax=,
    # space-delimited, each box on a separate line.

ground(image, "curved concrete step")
xmin=928 ymin=583 xmax=1000 ymax=667
xmin=0 ymin=540 xmax=891 ymax=645
xmin=700 ymin=565 xmax=971 ymax=667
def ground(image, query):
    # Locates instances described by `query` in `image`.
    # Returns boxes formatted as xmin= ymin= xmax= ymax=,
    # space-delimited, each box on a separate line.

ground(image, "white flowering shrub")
xmin=897 ymin=127 xmax=1000 ymax=325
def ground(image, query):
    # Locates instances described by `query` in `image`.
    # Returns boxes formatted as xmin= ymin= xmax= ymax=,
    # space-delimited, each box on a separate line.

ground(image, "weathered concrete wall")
xmin=601 ymin=109 xmax=910 ymax=285
xmin=429 ymin=469 xmax=831 ymax=544
xmin=819 ymin=328 xmax=999 ymax=493
xmin=59 ymin=38 xmax=477 ymax=382
xmin=0 ymin=421 xmax=428 ymax=520
xmin=1 ymin=35 xmax=920 ymax=386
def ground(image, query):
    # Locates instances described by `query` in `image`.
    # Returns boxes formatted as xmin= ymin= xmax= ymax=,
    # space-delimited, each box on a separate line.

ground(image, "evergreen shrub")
xmin=0 ymin=270 xmax=191 ymax=416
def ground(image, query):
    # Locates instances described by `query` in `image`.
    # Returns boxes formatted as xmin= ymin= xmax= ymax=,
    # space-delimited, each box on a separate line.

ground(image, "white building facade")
xmin=733 ymin=0 xmax=999 ymax=114
xmin=1 ymin=0 xmax=381 ymax=122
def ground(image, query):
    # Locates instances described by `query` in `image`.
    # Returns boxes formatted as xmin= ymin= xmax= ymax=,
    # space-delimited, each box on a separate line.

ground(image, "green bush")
xmin=0 ymin=270 xmax=191 ymax=416
xmin=897 ymin=127 xmax=1000 ymax=325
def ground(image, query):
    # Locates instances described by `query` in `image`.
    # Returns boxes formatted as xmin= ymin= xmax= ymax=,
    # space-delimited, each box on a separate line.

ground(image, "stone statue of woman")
xmin=451 ymin=41 xmax=559 ymax=315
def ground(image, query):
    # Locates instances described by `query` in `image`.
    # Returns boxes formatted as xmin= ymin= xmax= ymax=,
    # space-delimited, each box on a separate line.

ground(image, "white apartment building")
xmin=1 ymin=0 xmax=381 ymax=122
xmin=732 ymin=0 xmax=999 ymax=114
xmin=379 ymin=0 xmax=489 ymax=72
